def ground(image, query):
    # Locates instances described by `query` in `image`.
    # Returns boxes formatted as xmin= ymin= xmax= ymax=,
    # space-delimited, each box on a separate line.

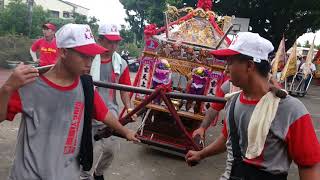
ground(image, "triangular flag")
xmin=280 ymin=41 xmax=297 ymax=81
xmin=272 ymin=36 xmax=286 ymax=77
xmin=303 ymin=36 xmax=316 ymax=78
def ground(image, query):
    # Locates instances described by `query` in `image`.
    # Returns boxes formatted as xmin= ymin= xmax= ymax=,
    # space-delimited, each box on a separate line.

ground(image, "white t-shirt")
xmin=300 ymin=63 xmax=316 ymax=74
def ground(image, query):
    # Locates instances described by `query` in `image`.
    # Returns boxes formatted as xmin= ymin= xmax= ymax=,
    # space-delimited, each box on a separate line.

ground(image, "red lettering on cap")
xmin=232 ymin=35 xmax=239 ymax=45
xmin=84 ymin=27 xmax=93 ymax=40
xmin=111 ymin=25 xmax=117 ymax=32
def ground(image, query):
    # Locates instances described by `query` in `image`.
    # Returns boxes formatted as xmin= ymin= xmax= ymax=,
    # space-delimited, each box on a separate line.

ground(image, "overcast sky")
xmin=65 ymin=0 xmax=320 ymax=46
xmin=65 ymin=0 xmax=127 ymax=25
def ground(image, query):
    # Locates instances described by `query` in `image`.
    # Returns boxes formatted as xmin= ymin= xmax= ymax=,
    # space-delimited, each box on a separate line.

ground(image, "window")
xmin=49 ymin=10 xmax=59 ymax=18
xmin=63 ymin=11 xmax=70 ymax=18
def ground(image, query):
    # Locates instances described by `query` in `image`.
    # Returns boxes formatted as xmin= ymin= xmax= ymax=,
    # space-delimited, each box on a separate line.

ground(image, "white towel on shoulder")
xmin=90 ymin=55 xmax=101 ymax=82
xmin=245 ymin=92 xmax=280 ymax=159
xmin=112 ymin=52 xmax=123 ymax=75
xmin=90 ymin=52 xmax=123 ymax=82
xmin=224 ymin=91 xmax=281 ymax=159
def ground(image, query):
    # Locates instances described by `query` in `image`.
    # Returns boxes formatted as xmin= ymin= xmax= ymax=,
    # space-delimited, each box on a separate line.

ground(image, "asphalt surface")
xmin=0 ymin=70 xmax=319 ymax=180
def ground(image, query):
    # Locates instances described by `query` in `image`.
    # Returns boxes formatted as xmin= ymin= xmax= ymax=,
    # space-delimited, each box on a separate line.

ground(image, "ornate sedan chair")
xmin=95 ymin=1 xmax=233 ymax=156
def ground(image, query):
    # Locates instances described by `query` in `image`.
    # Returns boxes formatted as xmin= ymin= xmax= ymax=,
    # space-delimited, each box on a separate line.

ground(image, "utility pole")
xmin=0 ymin=0 xmax=4 ymax=10
xmin=27 ymin=0 xmax=34 ymax=37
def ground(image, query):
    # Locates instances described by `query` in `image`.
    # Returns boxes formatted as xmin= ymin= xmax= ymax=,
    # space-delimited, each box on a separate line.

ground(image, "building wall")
xmin=61 ymin=1 xmax=89 ymax=17
xmin=73 ymin=6 xmax=88 ymax=16
xmin=35 ymin=0 xmax=74 ymax=19
xmin=3 ymin=0 xmax=88 ymax=19
xmin=287 ymin=47 xmax=319 ymax=58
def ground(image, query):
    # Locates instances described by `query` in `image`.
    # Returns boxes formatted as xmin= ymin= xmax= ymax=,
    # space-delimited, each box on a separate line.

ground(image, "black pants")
xmin=303 ymin=74 xmax=312 ymax=91
xmin=229 ymin=161 xmax=287 ymax=180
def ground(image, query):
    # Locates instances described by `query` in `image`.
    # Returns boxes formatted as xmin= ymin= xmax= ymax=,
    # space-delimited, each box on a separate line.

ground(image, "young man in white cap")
xmin=30 ymin=23 xmax=58 ymax=66
xmin=0 ymin=23 xmax=139 ymax=180
xmin=185 ymin=32 xmax=320 ymax=180
xmin=81 ymin=23 xmax=133 ymax=180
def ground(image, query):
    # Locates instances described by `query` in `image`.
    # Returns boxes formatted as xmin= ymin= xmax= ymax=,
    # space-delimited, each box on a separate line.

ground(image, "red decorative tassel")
xmin=144 ymin=24 xmax=158 ymax=40
xmin=197 ymin=0 xmax=213 ymax=11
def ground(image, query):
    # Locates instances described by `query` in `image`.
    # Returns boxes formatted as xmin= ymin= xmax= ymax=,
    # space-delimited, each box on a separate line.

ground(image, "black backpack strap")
xmin=79 ymin=75 xmax=94 ymax=171
xmin=228 ymin=93 xmax=242 ymax=162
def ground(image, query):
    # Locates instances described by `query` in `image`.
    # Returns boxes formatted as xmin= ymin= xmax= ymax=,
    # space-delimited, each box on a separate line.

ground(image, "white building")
xmin=287 ymin=47 xmax=319 ymax=58
xmin=2 ymin=0 xmax=89 ymax=19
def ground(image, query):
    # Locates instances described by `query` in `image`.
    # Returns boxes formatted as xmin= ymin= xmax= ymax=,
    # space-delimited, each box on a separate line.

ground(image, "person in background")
xmin=299 ymin=61 xmax=316 ymax=91
xmin=30 ymin=23 xmax=58 ymax=67
xmin=82 ymin=23 xmax=134 ymax=180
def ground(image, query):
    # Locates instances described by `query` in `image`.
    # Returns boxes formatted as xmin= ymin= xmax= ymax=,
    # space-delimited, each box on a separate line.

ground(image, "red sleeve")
xmin=31 ymin=39 xmax=42 ymax=52
xmin=93 ymin=90 xmax=109 ymax=122
xmin=6 ymin=91 xmax=22 ymax=121
xmin=211 ymin=85 xmax=226 ymax=111
xmin=119 ymin=67 xmax=131 ymax=86
xmin=222 ymin=119 xmax=228 ymax=138
xmin=285 ymin=114 xmax=320 ymax=166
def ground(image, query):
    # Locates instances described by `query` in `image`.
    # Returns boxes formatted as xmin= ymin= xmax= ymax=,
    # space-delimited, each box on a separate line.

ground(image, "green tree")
xmin=119 ymin=0 xmax=166 ymax=42
xmin=121 ymin=0 xmax=320 ymax=49
xmin=0 ymin=0 xmax=29 ymax=36
xmin=214 ymin=0 xmax=320 ymax=49
xmin=47 ymin=13 xmax=99 ymax=36
xmin=73 ymin=13 xmax=99 ymax=35
xmin=0 ymin=0 xmax=49 ymax=38
xmin=30 ymin=6 xmax=50 ymax=39
xmin=120 ymin=28 xmax=135 ymax=44
xmin=165 ymin=0 xmax=197 ymax=8
xmin=0 ymin=0 xmax=99 ymax=38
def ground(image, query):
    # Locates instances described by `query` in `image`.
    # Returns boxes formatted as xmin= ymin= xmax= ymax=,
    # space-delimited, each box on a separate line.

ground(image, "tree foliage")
xmin=0 ymin=0 xmax=99 ymax=38
xmin=120 ymin=0 xmax=320 ymax=49
xmin=0 ymin=0 xmax=29 ymax=36
xmin=119 ymin=0 xmax=166 ymax=42
xmin=214 ymin=0 xmax=320 ymax=49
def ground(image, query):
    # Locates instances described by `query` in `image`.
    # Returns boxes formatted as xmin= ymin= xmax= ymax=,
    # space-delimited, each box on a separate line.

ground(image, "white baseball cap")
xmin=56 ymin=23 xmax=108 ymax=56
xmin=211 ymin=32 xmax=274 ymax=63
xmin=98 ymin=23 xmax=122 ymax=41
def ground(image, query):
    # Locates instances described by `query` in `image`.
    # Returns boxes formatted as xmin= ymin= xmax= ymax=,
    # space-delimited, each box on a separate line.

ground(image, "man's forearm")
xmin=120 ymin=91 xmax=132 ymax=110
xmin=199 ymin=133 xmax=227 ymax=159
xmin=103 ymin=111 xmax=129 ymax=137
xmin=0 ymin=86 xmax=13 ymax=122
xmin=200 ymin=107 xmax=219 ymax=129
xmin=299 ymin=163 xmax=320 ymax=180
xmin=29 ymin=49 xmax=38 ymax=62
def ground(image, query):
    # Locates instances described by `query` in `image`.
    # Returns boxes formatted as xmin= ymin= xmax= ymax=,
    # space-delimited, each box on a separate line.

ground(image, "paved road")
xmin=0 ymin=70 xmax=319 ymax=180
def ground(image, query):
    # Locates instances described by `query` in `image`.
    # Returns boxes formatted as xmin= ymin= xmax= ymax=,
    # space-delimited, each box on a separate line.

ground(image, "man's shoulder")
xmin=19 ymin=77 xmax=43 ymax=94
xmin=31 ymin=38 xmax=44 ymax=46
xmin=35 ymin=38 xmax=45 ymax=43
xmin=279 ymin=95 xmax=306 ymax=110
xmin=220 ymin=80 xmax=231 ymax=94
xmin=277 ymin=95 xmax=309 ymax=122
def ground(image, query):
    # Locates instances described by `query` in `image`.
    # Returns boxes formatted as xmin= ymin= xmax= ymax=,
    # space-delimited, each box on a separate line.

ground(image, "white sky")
xmin=65 ymin=0 xmax=127 ymax=25
xmin=65 ymin=0 xmax=320 ymax=46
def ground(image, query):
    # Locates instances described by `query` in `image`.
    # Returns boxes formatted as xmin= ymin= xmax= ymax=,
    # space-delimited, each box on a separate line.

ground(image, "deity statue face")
xmin=186 ymin=47 xmax=194 ymax=54
xmin=172 ymin=44 xmax=180 ymax=51
xmin=199 ymin=49 xmax=207 ymax=56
